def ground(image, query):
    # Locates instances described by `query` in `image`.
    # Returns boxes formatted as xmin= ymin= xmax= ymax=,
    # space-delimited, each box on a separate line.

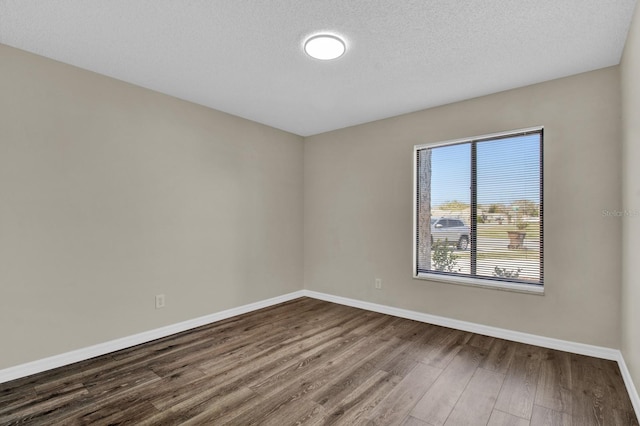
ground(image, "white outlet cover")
xmin=155 ymin=294 xmax=166 ymax=309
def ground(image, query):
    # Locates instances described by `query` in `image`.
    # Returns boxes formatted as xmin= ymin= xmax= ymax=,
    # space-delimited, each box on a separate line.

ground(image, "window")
xmin=413 ymin=127 xmax=543 ymax=292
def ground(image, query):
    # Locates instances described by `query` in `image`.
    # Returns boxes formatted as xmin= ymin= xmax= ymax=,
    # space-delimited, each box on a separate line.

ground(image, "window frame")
xmin=412 ymin=126 xmax=544 ymax=295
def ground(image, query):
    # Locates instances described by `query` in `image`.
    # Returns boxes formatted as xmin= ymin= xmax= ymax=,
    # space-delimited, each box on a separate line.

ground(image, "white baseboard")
xmin=302 ymin=290 xmax=619 ymax=359
xmin=302 ymin=290 xmax=640 ymax=420
xmin=617 ymin=352 xmax=640 ymax=418
xmin=0 ymin=290 xmax=305 ymax=384
xmin=2 ymin=288 xmax=638 ymax=422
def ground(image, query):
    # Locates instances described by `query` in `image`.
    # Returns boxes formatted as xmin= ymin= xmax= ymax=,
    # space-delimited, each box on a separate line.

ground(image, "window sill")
xmin=414 ymin=272 xmax=544 ymax=295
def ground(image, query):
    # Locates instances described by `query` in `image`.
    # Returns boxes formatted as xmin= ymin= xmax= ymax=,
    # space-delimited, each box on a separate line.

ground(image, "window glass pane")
xmin=417 ymin=143 xmax=471 ymax=274
xmin=476 ymin=134 xmax=541 ymax=283
xmin=416 ymin=129 xmax=543 ymax=287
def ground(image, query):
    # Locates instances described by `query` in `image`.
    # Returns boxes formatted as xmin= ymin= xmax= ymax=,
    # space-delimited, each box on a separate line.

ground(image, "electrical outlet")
xmin=155 ymin=294 xmax=166 ymax=309
xmin=374 ymin=278 xmax=382 ymax=289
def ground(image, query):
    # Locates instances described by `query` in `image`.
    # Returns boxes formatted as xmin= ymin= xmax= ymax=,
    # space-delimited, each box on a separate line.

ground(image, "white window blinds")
xmin=415 ymin=128 xmax=543 ymax=286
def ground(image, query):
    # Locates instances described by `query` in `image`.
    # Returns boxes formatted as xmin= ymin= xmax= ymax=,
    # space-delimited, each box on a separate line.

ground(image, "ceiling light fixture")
xmin=304 ymin=34 xmax=346 ymax=60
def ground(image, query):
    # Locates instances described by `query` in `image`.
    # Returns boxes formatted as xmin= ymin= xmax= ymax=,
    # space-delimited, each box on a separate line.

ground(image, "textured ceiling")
xmin=0 ymin=0 xmax=637 ymax=136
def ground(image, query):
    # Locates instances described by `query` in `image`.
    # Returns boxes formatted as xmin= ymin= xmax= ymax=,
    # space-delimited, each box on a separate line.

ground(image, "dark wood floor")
xmin=0 ymin=297 xmax=637 ymax=425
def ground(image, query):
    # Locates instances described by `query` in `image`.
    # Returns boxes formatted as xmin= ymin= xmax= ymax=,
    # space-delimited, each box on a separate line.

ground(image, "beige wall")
xmin=0 ymin=35 xmax=630 ymax=372
xmin=0 ymin=44 xmax=304 ymax=370
xmin=304 ymin=67 xmax=622 ymax=348
xmin=622 ymin=2 xmax=640 ymax=395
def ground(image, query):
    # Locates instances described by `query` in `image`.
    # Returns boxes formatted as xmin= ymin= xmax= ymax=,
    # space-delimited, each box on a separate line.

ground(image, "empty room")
xmin=1 ymin=1 xmax=640 ymax=425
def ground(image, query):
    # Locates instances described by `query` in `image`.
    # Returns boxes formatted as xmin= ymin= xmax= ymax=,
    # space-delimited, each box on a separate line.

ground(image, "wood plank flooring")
xmin=0 ymin=297 xmax=637 ymax=425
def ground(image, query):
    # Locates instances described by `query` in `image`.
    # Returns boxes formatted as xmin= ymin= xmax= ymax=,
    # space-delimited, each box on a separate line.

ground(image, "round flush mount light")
xmin=304 ymin=34 xmax=346 ymax=60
